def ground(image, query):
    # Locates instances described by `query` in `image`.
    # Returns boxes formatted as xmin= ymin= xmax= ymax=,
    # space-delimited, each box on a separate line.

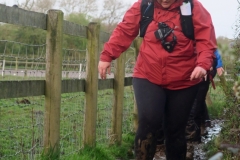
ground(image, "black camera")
xmin=154 ymin=22 xmax=177 ymax=53
xmin=154 ymin=22 xmax=173 ymax=40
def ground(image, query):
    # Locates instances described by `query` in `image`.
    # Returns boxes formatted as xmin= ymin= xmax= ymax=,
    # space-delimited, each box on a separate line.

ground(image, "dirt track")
xmin=153 ymin=119 xmax=223 ymax=160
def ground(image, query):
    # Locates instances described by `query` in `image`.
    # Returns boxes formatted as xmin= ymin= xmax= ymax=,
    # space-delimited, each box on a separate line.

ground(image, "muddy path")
xmin=154 ymin=119 xmax=224 ymax=160
xmin=193 ymin=119 xmax=223 ymax=160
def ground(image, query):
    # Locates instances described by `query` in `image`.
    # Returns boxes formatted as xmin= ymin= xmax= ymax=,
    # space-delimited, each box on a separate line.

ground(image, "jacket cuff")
xmin=100 ymin=54 xmax=113 ymax=62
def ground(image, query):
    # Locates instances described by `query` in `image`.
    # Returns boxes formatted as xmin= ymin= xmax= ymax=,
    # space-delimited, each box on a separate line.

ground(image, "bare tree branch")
xmin=58 ymin=0 xmax=79 ymax=13
xmin=99 ymin=0 xmax=126 ymax=32
xmin=17 ymin=0 xmax=56 ymax=13
xmin=34 ymin=0 xmax=57 ymax=13
xmin=17 ymin=0 xmax=34 ymax=11
xmin=58 ymin=0 xmax=98 ymax=16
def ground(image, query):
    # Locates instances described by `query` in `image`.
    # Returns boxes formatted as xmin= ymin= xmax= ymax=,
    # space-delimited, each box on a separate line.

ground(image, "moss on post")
xmin=84 ymin=22 xmax=100 ymax=147
xmin=111 ymin=52 xmax=126 ymax=145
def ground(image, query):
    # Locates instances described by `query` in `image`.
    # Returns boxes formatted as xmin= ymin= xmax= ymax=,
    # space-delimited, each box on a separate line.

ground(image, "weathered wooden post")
xmin=2 ymin=59 xmax=5 ymax=77
xmin=84 ymin=22 xmax=100 ymax=147
xmin=132 ymin=37 xmax=142 ymax=133
xmin=43 ymin=9 xmax=63 ymax=158
xmin=15 ymin=57 xmax=18 ymax=70
xmin=111 ymin=52 xmax=126 ymax=145
xmin=24 ymin=60 xmax=28 ymax=78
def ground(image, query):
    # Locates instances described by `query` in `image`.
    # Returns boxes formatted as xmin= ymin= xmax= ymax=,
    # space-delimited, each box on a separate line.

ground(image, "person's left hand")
xmin=190 ymin=66 xmax=207 ymax=81
xmin=217 ymin=67 xmax=224 ymax=76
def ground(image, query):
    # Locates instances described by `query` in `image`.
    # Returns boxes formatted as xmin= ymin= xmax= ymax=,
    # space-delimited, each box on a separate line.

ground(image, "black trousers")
xmin=133 ymin=78 xmax=199 ymax=160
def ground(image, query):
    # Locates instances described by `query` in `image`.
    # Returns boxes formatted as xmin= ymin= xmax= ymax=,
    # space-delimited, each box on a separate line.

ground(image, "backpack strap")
xmin=209 ymin=74 xmax=216 ymax=90
xmin=139 ymin=0 xmax=154 ymax=37
xmin=180 ymin=0 xmax=194 ymax=40
xmin=140 ymin=0 xmax=195 ymax=39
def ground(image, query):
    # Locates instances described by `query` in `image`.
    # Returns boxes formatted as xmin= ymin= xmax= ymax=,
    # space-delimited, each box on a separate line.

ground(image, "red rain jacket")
xmin=100 ymin=0 xmax=217 ymax=90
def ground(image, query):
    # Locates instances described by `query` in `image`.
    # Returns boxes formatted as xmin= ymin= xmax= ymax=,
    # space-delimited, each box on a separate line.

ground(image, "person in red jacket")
xmin=98 ymin=0 xmax=217 ymax=159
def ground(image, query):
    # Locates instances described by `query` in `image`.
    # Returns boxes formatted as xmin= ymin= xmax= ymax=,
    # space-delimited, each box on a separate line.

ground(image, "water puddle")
xmin=193 ymin=119 xmax=224 ymax=160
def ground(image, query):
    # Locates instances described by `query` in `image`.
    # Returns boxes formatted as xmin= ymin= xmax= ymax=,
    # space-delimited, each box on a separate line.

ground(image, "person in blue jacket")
xmin=186 ymin=49 xmax=224 ymax=143
xmin=214 ymin=50 xmax=224 ymax=76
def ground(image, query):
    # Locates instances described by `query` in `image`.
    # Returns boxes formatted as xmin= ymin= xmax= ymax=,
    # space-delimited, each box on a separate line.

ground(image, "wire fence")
xmin=0 ymin=96 xmax=45 ymax=160
xmin=0 ymin=39 xmax=136 ymax=160
xmin=0 ymin=40 xmax=88 ymax=80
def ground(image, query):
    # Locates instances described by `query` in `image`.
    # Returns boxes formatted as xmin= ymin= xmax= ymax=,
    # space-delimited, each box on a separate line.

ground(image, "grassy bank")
xmin=56 ymin=132 xmax=135 ymax=160
xmin=204 ymin=81 xmax=240 ymax=159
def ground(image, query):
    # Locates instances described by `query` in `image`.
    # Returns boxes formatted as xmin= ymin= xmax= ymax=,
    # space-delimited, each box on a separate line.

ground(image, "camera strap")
xmin=154 ymin=22 xmax=177 ymax=53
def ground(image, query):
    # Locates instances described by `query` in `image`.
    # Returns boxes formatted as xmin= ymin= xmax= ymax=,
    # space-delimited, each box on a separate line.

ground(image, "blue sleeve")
xmin=214 ymin=49 xmax=223 ymax=68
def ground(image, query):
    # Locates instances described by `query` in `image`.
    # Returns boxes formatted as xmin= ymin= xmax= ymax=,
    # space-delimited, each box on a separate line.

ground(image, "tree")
xmin=99 ymin=0 xmax=127 ymax=32
xmin=58 ymin=0 xmax=98 ymax=17
xmin=65 ymin=13 xmax=90 ymax=26
xmin=33 ymin=0 xmax=57 ymax=13
xmin=17 ymin=0 xmax=57 ymax=13
xmin=63 ymin=13 xmax=90 ymax=50
xmin=17 ymin=0 xmax=34 ymax=11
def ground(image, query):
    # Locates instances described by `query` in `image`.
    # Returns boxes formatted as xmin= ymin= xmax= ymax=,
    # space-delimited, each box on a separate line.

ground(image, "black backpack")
xmin=139 ymin=0 xmax=194 ymax=40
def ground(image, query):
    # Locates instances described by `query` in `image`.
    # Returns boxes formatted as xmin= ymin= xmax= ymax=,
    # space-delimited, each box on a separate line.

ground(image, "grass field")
xmin=0 ymin=86 xmax=135 ymax=160
xmin=0 ymin=82 xmax=227 ymax=160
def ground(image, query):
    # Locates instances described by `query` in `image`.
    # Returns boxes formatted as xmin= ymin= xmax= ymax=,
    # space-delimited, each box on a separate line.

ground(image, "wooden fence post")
xmin=84 ymin=22 xmax=100 ymax=147
xmin=44 ymin=9 xmax=63 ymax=158
xmin=132 ymin=37 xmax=142 ymax=133
xmin=15 ymin=57 xmax=18 ymax=70
xmin=111 ymin=52 xmax=126 ymax=145
xmin=24 ymin=60 xmax=28 ymax=78
xmin=2 ymin=59 xmax=5 ymax=77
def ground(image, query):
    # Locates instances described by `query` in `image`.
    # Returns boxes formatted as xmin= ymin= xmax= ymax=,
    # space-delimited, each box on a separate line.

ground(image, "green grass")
xmin=208 ymin=85 xmax=226 ymax=119
xmin=0 ymin=83 xmax=228 ymax=160
xmin=203 ymin=135 xmax=239 ymax=160
xmin=203 ymin=81 xmax=240 ymax=159
xmin=207 ymin=101 xmax=225 ymax=119
xmin=0 ymin=87 xmax=135 ymax=160
xmin=203 ymin=137 xmax=221 ymax=158
xmin=202 ymin=85 xmax=227 ymax=159
xmin=57 ymin=133 xmax=135 ymax=160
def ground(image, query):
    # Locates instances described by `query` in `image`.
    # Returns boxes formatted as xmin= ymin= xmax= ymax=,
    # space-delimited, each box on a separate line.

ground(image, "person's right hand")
xmin=190 ymin=66 xmax=207 ymax=81
xmin=98 ymin=61 xmax=111 ymax=79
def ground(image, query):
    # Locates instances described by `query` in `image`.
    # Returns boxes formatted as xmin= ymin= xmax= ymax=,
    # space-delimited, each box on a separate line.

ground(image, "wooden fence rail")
xmin=0 ymin=4 xmax=138 ymax=158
